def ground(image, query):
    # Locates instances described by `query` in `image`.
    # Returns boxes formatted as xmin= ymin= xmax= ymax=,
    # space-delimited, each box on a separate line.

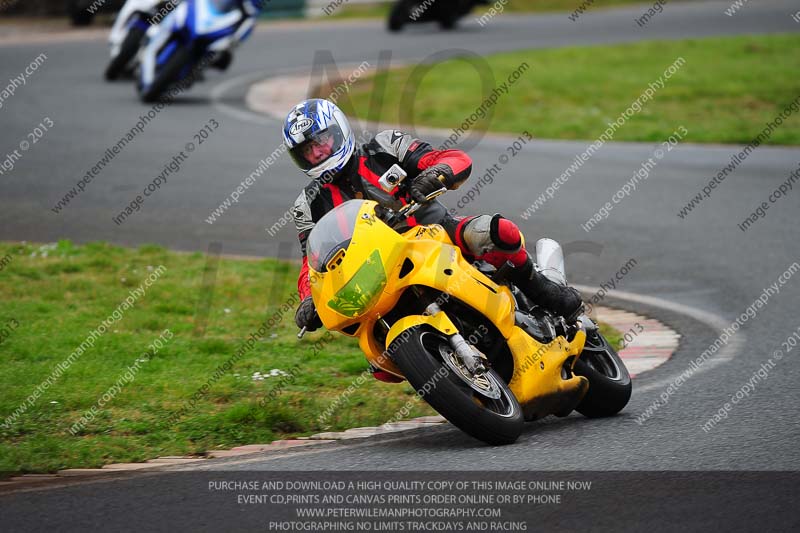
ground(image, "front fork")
xmin=425 ymin=302 xmax=486 ymax=374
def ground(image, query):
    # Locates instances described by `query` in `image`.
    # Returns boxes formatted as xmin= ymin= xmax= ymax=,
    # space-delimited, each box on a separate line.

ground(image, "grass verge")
xmin=339 ymin=34 xmax=800 ymax=145
xmin=0 ymin=240 xmax=620 ymax=476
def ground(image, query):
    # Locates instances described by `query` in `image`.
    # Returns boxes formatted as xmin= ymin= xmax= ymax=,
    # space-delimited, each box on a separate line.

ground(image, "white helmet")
xmin=282 ymin=98 xmax=355 ymax=180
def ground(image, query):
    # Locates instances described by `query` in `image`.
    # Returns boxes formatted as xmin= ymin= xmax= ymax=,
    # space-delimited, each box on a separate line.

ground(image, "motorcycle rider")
xmin=208 ymin=0 xmax=262 ymax=71
xmin=285 ymin=99 xmax=583 ymax=380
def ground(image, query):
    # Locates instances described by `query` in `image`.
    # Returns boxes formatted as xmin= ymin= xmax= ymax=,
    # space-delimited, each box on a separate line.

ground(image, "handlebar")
xmin=296 ymin=183 xmax=447 ymax=340
xmin=380 ymin=186 xmax=447 ymax=228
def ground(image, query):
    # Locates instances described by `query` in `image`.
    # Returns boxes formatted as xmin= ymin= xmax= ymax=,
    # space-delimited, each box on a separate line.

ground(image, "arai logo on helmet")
xmin=289 ymin=117 xmax=314 ymax=136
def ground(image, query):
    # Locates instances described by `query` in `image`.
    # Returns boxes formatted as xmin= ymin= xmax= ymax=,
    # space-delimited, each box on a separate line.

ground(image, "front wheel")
xmin=138 ymin=45 xmax=196 ymax=103
xmin=105 ymin=26 xmax=147 ymax=81
xmin=389 ymin=325 xmax=523 ymax=445
xmin=573 ymin=329 xmax=632 ymax=418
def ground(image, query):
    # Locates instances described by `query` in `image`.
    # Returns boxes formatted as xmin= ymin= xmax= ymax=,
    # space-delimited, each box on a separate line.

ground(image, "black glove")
xmin=295 ymin=297 xmax=322 ymax=331
xmin=410 ymin=166 xmax=448 ymax=203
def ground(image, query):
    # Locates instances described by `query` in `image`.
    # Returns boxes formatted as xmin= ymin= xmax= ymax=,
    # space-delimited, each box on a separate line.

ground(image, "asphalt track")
xmin=1 ymin=0 xmax=799 ymax=530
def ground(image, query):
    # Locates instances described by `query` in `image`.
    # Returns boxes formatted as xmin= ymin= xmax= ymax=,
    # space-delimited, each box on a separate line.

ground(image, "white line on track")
xmin=210 ymin=66 xmax=313 ymax=125
xmin=575 ymin=284 xmax=742 ymax=393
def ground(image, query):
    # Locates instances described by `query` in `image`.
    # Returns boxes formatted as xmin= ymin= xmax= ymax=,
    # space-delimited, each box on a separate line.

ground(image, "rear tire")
xmin=105 ymin=26 xmax=147 ymax=81
xmin=390 ymin=325 xmax=523 ymax=445
xmin=573 ymin=329 xmax=632 ymax=418
xmin=388 ymin=0 xmax=412 ymax=32
xmin=138 ymin=45 xmax=196 ymax=103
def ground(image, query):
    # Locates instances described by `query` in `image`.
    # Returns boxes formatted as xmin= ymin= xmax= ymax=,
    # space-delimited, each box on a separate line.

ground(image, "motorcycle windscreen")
xmin=307 ymin=200 xmax=387 ymax=318
xmin=307 ymin=199 xmax=365 ymax=271
xmin=208 ymin=0 xmax=240 ymax=14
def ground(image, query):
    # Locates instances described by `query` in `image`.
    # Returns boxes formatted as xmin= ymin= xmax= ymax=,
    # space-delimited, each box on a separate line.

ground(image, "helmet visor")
xmin=288 ymin=126 xmax=345 ymax=171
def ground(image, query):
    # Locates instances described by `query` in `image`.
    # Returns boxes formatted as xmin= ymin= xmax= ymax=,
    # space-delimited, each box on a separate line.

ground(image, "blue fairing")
xmin=185 ymin=0 xmax=240 ymax=43
xmin=238 ymin=24 xmax=254 ymax=42
xmin=128 ymin=16 xmax=150 ymax=31
xmin=157 ymin=40 xmax=179 ymax=66
xmin=209 ymin=0 xmax=239 ymax=14
xmin=202 ymin=25 xmax=238 ymax=41
xmin=186 ymin=0 xmax=197 ymax=35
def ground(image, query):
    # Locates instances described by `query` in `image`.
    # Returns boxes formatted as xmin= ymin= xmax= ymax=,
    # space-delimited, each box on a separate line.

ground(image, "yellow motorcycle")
xmin=303 ymin=186 xmax=631 ymax=445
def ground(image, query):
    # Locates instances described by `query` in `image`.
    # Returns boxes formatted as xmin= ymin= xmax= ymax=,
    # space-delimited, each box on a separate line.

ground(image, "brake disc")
xmin=438 ymin=344 xmax=502 ymax=399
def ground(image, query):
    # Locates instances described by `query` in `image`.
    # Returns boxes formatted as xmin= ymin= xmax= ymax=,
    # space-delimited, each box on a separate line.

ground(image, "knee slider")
xmin=490 ymin=215 xmax=522 ymax=252
xmin=460 ymin=214 xmax=522 ymax=257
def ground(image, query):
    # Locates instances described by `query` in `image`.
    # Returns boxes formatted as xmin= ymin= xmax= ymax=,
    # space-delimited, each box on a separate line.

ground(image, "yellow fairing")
xmin=309 ymin=205 xmax=404 ymax=328
xmin=308 ymin=200 xmax=588 ymax=416
xmin=309 ymin=202 xmax=516 ymax=367
xmin=385 ymin=312 xmax=459 ymax=347
xmin=507 ymin=328 xmax=589 ymax=420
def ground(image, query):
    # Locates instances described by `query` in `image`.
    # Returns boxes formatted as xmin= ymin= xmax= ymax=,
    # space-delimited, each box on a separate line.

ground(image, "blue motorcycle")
xmin=136 ymin=0 xmax=259 ymax=102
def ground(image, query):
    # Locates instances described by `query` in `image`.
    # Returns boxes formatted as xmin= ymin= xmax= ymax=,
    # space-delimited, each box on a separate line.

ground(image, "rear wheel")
xmin=388 ymin=0 xmax=413 ymax=32
xmin=390 ymin=325 xmax=523 ymax=445
xmin=573 ymin=329 xmax=632 ymax=418
xmin=105 ymin=25 xmax=147 ymax=81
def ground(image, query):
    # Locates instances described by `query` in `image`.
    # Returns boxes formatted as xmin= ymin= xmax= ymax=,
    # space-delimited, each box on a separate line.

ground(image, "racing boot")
xmin=508 ymin=253 xmax=584 ymax=323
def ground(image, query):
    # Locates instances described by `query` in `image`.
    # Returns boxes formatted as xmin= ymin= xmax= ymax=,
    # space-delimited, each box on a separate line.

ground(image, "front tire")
xmin=573 ymin=329 xmax=632 ymax=418
xmin=390 ymin=325 xmax=523 ymax=445
xmin=138 ymin=45 xmax=195 ymax=103
xmin=105 ymin=26 xmax=147 ymax=81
